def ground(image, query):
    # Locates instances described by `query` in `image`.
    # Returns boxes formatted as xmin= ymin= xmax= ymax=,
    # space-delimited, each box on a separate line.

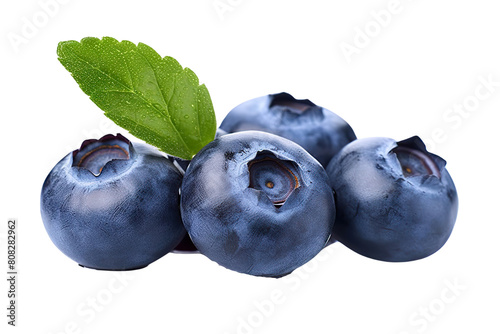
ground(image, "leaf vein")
xmin=137 ymin=51 xmax=192 ymax=155
xmin=65 ymin=50 xmax=133 ymax=93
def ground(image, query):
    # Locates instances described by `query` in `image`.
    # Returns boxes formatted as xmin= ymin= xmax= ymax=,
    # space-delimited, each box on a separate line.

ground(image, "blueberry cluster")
xmin=40 ymin=93 xmax=458 ymax=277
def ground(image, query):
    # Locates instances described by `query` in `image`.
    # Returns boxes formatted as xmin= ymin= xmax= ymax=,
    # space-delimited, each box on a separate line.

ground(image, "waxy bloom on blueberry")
xmin=40 ymin=134 xmax=186 ymax=270
xmin=220 ymin=92 xmax=357 ymax=167
xmin=326 ymin=136 xmax=458 ymax=262
xmin=180 ymin=131 xmax=336 ymax=277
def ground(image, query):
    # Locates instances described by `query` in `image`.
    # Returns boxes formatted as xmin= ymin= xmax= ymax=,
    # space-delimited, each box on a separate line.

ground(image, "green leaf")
xmin=57 ymin=37 xmax=216 ymax=160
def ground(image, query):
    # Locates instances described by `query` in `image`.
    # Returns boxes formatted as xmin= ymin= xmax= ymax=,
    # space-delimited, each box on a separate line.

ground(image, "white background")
xmin=1 ymin=0 xmax=499 ymax=333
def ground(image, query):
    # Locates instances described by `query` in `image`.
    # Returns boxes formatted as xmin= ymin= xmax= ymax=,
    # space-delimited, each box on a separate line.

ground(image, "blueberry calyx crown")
xmin=270 ymin=92 xmax=315 ymax=112
xmin=391 ymin=136 xmax=446 ymax=179
xmin=247 ymin=151 xmax=301 ymax=208
xmin=72 ymin=133 xmax=132 ymax=176
xmin=269 ymin=92 xmax=325 ymax=123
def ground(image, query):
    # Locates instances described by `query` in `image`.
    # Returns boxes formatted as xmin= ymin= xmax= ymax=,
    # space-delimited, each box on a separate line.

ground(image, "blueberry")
xmin=219 ymin=92 xmax=356 ymax=167
xmin=180 ymin=131 xmax=335 ymax=277
xmin=40 ymin=134 xmax=186 ymax=270
xmin=325 ymin=136 xmax=458 ymax=262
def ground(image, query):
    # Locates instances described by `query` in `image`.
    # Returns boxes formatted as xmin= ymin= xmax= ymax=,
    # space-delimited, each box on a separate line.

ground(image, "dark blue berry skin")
xmin=219 ymin=92 xmax=356 ymax=167
xmin=40 ymin=134 xmax=186 ymax=270
xmin=326 ymin=136 xmax=458 ymax=262
xmin=172 ymin=233 xmax=198 ymax=253
xmin=169 ymin=128 xmax=228 ymax=254
xmin=180 ymin=131 xmax=335 ymax=277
